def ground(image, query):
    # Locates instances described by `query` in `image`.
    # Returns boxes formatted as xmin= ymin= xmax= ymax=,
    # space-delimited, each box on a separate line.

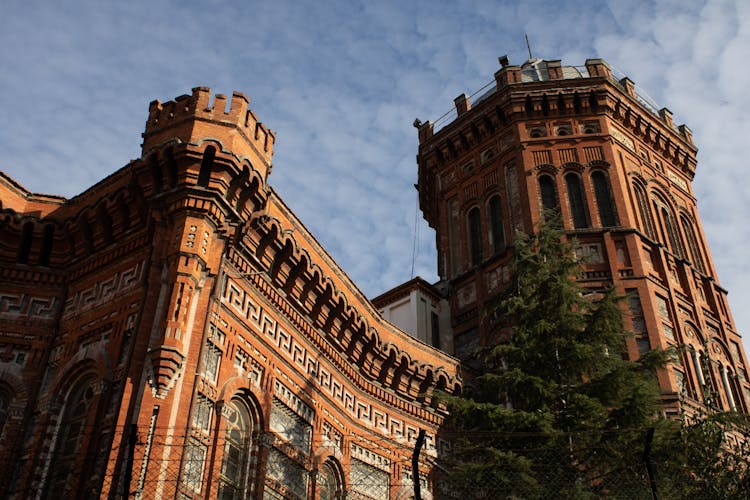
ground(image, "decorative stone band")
xmin=274 ymin=380 xmax=315 ymax=424
xmin=351 ymin=442 xmax=390 ymax=472
xmin=62 ymin=261 xmax=144 ymax=319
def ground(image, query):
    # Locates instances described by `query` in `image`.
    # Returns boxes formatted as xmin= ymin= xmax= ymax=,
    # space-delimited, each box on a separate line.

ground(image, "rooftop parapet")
xmin=142 ymin=87 xmax=276 ymax=171
xmin=420 ymin=56 xmax=695 ymax=151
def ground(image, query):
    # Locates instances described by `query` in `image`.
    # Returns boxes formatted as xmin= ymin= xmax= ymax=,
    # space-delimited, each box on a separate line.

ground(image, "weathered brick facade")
xmin=416 ymin=57 xmax=750 ymax=418
xmin=0 ymin=88 xmax=461 ymax=499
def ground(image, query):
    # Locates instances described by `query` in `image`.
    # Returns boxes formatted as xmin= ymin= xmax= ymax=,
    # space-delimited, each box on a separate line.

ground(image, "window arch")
xmin=467 ymin=207 xmax=483 ymax=266
xmin=488 ymin=195 xmax=505 ymax=254
xmin=538 ymin=174 xmax=559 ymax=219
xmin=591 ymin=170 xmax=618 ymax=227
xmin=45 ymin=378 xmax=97 ymax=497
xmin=564 ymin=173 xmax=589 ymax=228
xmin=680 ymin=215 xmax=706 ymax=273
xmin=633 ymin=182 xmax=656 ymax=239
xmin=317 ymin=458 xmax=345 ymax=500
xmin=218 ymin=397 xmax=255 ymax=499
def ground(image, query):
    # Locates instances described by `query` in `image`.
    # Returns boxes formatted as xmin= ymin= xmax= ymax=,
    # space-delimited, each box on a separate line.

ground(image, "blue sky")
xmin=1 ymin=0 xmax=749 ymax=355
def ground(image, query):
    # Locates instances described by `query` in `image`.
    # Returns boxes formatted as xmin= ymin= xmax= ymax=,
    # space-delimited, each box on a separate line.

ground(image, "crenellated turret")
xmin=142 ymin=87 xmax=276 ymax=181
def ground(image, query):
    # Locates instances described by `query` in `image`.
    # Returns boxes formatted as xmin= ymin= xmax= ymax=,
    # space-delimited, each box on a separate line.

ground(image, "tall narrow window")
xmin=149 ymin=155 xmax=163 ymax=193
xmin=17 ymin=222 xmax=33 ymax=264
xmin=565 ymin=173 xmax=589 ymax=228
xmin=633 ymin=183 xmax=656 ymax=239
xmin=681 ymin=216 xmax=706 ymax=273
xmin=218 ymin=398 xmax=253 ymax=499
xmin=592 ymin=171 xmax=618 ymax=226
xmin=39 ymin=224 xmax=55 ymax=266
xmin=202 ymin=341 xmax=222 ymax=384
xmin=538 ymin=175 xmax=558 ymax=219
xmin=447 ymin=199 xmax=460 ymax=277
xmin=661 ymin=207 xmax=685 ymax=258
xmin=0 ymin=390 xmax=9 ymax=438
xmin=97 ymin=205 xmax=114 ymax=245
xmin=198 ymin=146 xmax=216 ymax=187
xmin=467 ymin=207 xmax=483 ymax=266
xmin=488 ymin=195 xmax=505 ymax=253
xmin=182 ymin=439 xmax=208 ymax=494
xmin=118 ymin=196 xmax=131 ymax=231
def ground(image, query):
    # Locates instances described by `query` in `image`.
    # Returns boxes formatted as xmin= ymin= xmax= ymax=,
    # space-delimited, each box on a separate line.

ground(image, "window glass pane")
xmin=565 ymin=174 xmax=589 ymax=228
xmin=592 ymin=171 xmax=617 ymax=226
xmin=634 ymin=185 xmax=655 ymax=238
xmin=219 ymin=399 xmax=252 ymax=499
xmin=539 ymin=175 xmax=558 ymax=216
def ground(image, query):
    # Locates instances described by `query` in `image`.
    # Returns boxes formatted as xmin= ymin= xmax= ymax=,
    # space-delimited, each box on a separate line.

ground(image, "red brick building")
xmin=0 ymin=88 xmax=461 ymax=499
xmin=415 ymin=56 xmax=750 ymax=418
xmin=2 ymin=54 xmax=750 ymax=500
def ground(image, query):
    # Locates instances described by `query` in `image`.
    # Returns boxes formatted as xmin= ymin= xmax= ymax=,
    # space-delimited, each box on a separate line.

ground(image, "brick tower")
xmin=0 ymin=87 xmax=461 ymax=498
xmin=416 ymin=56 xmax=750 ymax=417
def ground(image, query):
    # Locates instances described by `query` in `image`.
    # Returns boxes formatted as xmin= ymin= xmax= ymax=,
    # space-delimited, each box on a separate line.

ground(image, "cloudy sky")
xmin=1 ymin=0 xmax=748 ymax=353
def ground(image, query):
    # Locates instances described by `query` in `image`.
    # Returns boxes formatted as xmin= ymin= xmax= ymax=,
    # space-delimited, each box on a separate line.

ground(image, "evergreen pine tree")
xmin=441 ymin=216 xmax=665 ymax=498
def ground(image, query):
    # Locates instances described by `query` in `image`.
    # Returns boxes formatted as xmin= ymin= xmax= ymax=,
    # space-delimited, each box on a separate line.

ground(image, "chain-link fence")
xmin=6 ymin=423 xmax=748 ymax=499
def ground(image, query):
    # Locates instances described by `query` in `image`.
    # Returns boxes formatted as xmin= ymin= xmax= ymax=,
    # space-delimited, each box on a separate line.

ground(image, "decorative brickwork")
xmin=0 ymin=88 xmax=460 ymax=498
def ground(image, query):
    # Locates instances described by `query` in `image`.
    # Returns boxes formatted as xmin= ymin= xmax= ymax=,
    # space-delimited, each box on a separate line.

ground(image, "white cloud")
xmin=1 ymin=0 xmax=748 ymax=361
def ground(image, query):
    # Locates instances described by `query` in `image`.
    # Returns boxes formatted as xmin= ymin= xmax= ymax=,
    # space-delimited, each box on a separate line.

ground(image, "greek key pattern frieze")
xmin=63 ymin=262 xmax=144 ymax=318
xmin=0 ymin=294 xmax=58 ymax=320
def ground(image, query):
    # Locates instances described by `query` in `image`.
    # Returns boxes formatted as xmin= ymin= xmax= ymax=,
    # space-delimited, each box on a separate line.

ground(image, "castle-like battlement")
xmin=142 ymin=87 xmax=276 ymax=163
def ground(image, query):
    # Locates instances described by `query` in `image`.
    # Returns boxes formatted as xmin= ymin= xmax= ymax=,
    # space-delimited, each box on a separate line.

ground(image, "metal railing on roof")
xmin=427 ymin=62 xmax=678 ymax=135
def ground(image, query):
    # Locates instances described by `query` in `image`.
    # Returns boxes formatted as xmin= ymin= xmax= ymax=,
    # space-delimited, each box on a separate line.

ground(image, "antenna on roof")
xmin=525 ymin=33 xmax=533 ymax=60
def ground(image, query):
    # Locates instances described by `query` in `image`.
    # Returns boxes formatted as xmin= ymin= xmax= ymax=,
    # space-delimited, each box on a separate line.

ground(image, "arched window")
xmin=79 ymin=216 xmax=95 ymax=254
xmin=39 ymin=224 xmax=55 ymax=266
xmin=651 ymin=194 xmax=685 ymax=258
xmin=661 ymin=207 xmax=685 ymax=259
xmin=218 ymin=398 xmax=254 ymax=499
xmin=467 ymin=207 xmax=483 ymax=266
xmin=488 ymin=195 xmax=505 ymax=254
xmin=681 ymin=215 xmax=706 ymax=273
xmin=538 ymin=174 xmax=558 ymax=219
xmin=118 ymin=195 xmax=132 ymax=231
xmin=46 ymin=379 xmax=96 ymax=497
xmin=318 ymin=459 xmax=344 ymax=500
xmin=96 ymin=205 xmax=114 ymax=245
xmin=564 ymin=173 xmax=589 ymax=228
xmin=525 ymin=95 xmax=534 ymax=117
xmin=592 ymin=171 xmax=618 ymax=227
xmin=149 ymin=155 xmax=163 ymax=193
xmin=17 ymin=221 xmax=33 ymax=264
xmin=633 ymin=183 xmax=656 ymax=239
xmin=198 ymin=146 xmax=216 ymax=187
